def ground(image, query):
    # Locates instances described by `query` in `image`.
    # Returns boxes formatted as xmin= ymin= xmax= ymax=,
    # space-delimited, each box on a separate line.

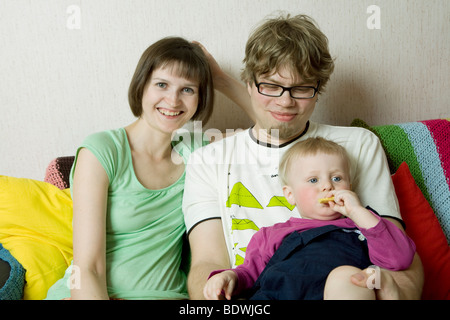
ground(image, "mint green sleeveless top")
xmin=63 ymin=128 xmax=207 ymax=299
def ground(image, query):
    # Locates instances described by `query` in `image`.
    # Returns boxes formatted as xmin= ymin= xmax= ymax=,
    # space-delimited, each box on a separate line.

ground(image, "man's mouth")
xmin=270 ymin=111 xmax=296 ymax=122
xmin=157 ymin=108 xmax=182 ymax=117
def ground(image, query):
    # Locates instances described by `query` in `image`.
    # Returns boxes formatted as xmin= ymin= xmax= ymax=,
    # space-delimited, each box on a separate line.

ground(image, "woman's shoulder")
xmin=82 ymin=128 xmax=126 ymax=148
xmin=80 ymin=128 xmax=130 ymax=160
xmin=78 ymin=128 xmax=128 ymax=179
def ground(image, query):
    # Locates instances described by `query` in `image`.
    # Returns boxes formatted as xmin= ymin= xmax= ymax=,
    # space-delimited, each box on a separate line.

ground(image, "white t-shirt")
xmin=183 ymin=121 xmax=401 ymax=267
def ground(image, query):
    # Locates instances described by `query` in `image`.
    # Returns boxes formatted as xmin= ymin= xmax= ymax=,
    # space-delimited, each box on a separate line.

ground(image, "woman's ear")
xmin=282 ymin=185 xmax=296 ymax=206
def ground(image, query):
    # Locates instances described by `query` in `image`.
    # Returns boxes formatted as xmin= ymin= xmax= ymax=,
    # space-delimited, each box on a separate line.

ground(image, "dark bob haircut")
xmin=128 ymin=37 xmax=214 ymax=124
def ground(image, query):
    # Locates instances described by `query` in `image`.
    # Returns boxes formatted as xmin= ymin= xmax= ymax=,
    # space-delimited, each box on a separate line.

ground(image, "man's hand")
xmin=351 ymin=253 xmax=424 ymax=299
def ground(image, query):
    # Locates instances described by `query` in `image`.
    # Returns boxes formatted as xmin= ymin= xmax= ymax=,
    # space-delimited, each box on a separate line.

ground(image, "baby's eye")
xmin=308 ymin=178 xmax=318 ymax=183
xmin=332 ymin=176 xmax=342 ymax=182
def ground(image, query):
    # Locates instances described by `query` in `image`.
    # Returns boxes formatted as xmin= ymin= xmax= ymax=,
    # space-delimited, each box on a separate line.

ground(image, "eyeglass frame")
xmin=254 ymin=78 xmax=321 ymax=99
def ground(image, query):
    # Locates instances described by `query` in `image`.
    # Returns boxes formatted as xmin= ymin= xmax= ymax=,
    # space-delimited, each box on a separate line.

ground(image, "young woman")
xmin=46 ymin=37 xmax=214 ymax=300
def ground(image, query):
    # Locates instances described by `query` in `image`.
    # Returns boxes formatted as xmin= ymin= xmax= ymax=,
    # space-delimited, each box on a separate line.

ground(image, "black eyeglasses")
xmin=254 ymin=79 xmax=320 ymax=99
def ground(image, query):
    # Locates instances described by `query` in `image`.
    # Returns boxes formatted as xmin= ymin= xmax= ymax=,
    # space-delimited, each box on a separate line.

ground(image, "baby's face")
xmin=283 ymin=152 xmax=351 ymax=220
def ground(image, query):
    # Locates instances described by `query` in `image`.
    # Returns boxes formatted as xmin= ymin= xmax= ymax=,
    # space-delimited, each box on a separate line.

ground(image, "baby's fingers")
xmin=204 ymin=279 xmax=224 ymax=300
xmin=223 ymin=279 xmax=236 ymax=300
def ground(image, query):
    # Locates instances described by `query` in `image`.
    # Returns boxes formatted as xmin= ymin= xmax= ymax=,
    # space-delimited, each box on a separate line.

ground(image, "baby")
xmin=204 ymin=137 xmax=415 ymax=300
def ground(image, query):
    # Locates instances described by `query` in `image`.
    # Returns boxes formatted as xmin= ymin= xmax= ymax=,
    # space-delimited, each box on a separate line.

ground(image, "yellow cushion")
xmin=0 ymin=175 xmax=73 ymax=300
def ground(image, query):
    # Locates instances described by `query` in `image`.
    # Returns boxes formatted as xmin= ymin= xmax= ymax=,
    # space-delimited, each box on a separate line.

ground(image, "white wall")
xmin=1 ymin=0 xmax=449 ymax=181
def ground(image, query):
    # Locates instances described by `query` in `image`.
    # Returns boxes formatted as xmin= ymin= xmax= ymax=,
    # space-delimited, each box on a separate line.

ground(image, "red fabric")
xmin=392 ymin=162 xmax=450 ymax=300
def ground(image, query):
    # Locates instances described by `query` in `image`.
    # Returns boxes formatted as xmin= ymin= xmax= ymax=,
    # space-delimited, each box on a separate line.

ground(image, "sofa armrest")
xmin=44 ymin=156 xmax=75 ymax=190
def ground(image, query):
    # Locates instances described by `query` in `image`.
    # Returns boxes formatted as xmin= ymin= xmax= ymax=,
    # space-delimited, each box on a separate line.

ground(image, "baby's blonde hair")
xmin=279 ymin=137 xmax=350 ymax=186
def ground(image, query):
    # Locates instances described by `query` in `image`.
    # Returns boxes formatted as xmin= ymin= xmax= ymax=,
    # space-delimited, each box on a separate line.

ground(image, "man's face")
xmin=248 ymin=67 xmax=318 ymax=145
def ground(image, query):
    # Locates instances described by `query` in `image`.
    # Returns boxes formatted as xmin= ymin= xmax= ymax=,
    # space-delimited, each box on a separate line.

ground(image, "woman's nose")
xmin=166 ymin=90 xmax=181 ymax=107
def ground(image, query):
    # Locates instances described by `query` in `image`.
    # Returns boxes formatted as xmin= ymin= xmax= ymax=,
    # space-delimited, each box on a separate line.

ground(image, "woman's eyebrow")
xmin=151 ymin=77 xmax=199 ymax=87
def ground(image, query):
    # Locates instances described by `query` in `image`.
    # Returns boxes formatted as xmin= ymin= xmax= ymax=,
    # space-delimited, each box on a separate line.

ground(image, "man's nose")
xmin=276 ymin=90 xmax=295 ymax=107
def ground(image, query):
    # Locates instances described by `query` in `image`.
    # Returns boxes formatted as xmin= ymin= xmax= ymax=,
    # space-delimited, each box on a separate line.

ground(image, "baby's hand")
xmin=328 ymin=190 xmax=379 ymax=229
xmin=328 ymin=190 xmax=363 ymax=217
xmin=203 ymin=270 xmax=237 ymax=300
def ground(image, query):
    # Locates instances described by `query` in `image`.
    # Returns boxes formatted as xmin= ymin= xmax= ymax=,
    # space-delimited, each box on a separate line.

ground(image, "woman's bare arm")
xmin=70 ymin=148 xmax=110 ymax=300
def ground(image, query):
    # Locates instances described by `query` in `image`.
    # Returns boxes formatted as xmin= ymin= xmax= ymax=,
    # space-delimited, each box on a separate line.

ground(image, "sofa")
xmin=0 ymin=118 xmax=449 ymax=300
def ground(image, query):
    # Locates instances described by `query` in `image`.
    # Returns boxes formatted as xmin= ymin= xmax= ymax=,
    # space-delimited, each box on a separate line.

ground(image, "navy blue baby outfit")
xmin=248 ymin=225 xmax=372 ymax=300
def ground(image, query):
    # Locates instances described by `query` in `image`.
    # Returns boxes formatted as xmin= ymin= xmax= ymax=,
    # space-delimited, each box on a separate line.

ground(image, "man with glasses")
xmin=183 ymin=14 xmax=423 ymax=300
xmin=254 ymin=80 xmax=320 ymax=99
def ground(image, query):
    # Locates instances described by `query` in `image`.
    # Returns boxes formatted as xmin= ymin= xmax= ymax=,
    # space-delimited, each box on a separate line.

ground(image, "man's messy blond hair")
xmin=241 ymin=13 xmax=335 ymax=93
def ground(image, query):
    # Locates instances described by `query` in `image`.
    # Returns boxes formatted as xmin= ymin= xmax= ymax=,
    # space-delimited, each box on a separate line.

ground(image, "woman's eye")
xmin=156 ymin=82 xmax=167 ymax=88
xmin=182 ymin=87 xmax=195 ymax=94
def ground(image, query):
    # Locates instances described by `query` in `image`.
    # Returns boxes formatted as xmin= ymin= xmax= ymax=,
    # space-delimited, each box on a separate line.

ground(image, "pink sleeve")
xmin=232 ymin=227 xmax=274 ymax=294
xmin=361 ymin=217 xmax=416 ymax=270
xmin=207 ymin=227 xmax=275 ymax=295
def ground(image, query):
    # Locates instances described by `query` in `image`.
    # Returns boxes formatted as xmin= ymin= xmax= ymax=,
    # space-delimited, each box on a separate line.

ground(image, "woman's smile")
xmin=157 ymin=107 xmax=183 ymax=117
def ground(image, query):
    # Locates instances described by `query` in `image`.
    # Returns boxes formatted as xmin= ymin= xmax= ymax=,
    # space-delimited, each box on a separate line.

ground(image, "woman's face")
xmin=140 ymin=65 xmax=199 ymax=134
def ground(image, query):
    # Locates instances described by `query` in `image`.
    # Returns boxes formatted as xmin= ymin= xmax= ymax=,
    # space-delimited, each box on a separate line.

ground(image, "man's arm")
xmin=187 ymin=219 xmax=231 ymax=299
xmin=352 ymin=217 xmax=424 ymax=299
xmin=183 ymin=140 xmax=232 ymax=299
xmin=345 ymin=131 xmax=424 ymax=298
